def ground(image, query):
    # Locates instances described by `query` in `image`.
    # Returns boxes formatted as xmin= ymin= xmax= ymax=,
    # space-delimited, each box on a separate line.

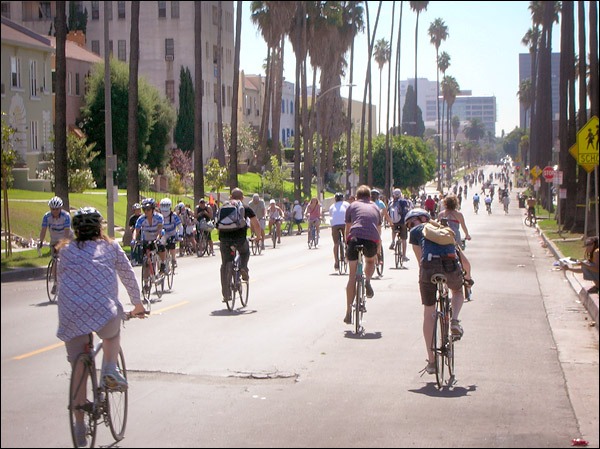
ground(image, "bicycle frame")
xmin=430 ymin=273 xmax=455 ymax=389
xmin=353 ymin=245 xmax=366 ymax=335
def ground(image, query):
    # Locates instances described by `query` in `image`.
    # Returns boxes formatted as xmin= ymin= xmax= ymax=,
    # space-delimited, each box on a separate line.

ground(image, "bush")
xmin=69 ymin=169 xmax=97 ymax=193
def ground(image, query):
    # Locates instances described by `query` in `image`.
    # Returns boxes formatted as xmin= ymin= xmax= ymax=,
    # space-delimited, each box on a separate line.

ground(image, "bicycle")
xmin=269 ymin=218 xmax=281 ymax=249
xmin=223 ymin=244 xmax=249 ymax=311
xmin=68 ymin=311 xmax=148 ymax=448
xmin=196 ymin=220 xmax=213 ymax=257
xmin=430 ymin=273 xmax=455 ymax=389
xmin=163 ymin=239 xmax=176 ymax=291
xmin=46 ymin=248 xmax=59 ymax=303
xmin=282 ymin=217 xmax=294 ymax=236
xmin=485 ymin=202 xmax=492 ymax=215
xmin=140 ymin=242 xmax=164 ymax=312
xmin=392 ymin=230 xmax=404 ymax=269
xmin=335 ymin=228 xmax=347 ymax=275
xmin=178 ymin=233 xmax=195 ymax=257
xmin=352 ymin=242 xmax=367 ymax=335
xmin=376 ymin=245 xmax=384 ymax=277
xmin=456 ymin=248 xmax=472 ymax=302
xmin=250 ymin=231 xmax=263 ymax=256
xmin=524 ymin=210 xmax=536 ymax=227
xmin=307 ymin=221 xmax=319 ymax=249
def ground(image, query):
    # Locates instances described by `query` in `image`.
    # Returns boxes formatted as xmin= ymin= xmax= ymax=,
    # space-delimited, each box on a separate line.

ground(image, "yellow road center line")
xmin=11 ymin=301 xmax=189 ymax=360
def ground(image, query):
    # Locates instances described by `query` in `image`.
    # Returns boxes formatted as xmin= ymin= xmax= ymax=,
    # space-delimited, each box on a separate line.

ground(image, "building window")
xmin=165 ymin=80 xmax=175 ymax=103
xmin=118 ymin=1 xmax=125 ymax=19
xmin=171 ymin=1 xmax=179 ymax=18
xmin=165 ymin=38 xmax=174 ymax=60
xmin=31 ymin=121 xmax=39 ymax=151
xmin=91 ymin=1 xmax=99 ymax=20
xmin=11 ymin=57 xmax=21 ymax=88
xmin=109 ymin=40 xmax=113 ymax=56
xmin=29 ymin=60 xmax=38 ymax=97
xmin=75 ymin=73 xmax=80 ymax=96
xmin=118 ymin=40 xmax=126 ymax=61
xmin=1 ymin=2 xmax=11 ymax=18
xmin=67 ymin=72 xmax=72 ymax=95
xmin=91 ymin=40 xmax=100 ymax=55
xmin=212 ymin=5 xmax=218 ymax=25
xmin=158 ymin=1 xmax=166 ymax=18
xmin=42 ymin=61 xmax=47 ymax=92
xmin=39 ymin=2 xmax=51 ymax=19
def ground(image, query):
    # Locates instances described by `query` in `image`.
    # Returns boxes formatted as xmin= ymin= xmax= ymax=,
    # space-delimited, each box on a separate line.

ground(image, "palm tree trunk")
xmin=194 ymin=1 xmax=205 ymax=202
xmin=215 ymin=1 xmax=225 ymax=166
xmin=385 ymin=1 xmax=396 ymax=196
xmin=271 ymin=42 xmax=284 ymax=165
xmin=346 ymin=31 xmax=355 ymax=196
xmin=125 ymin=1 xmax=140 ymax=245
xmin=293 ymin=1 xmax=302 ymax=201
xmin=229 ymin=1 xmax=242 ymax=189
xmin=413 ymin=11 xmax=419 ymax=137
xmin=54 ymin=2 xmax=68 ymax=209
xmin=258 ymin=48 xmax=272 ymax=170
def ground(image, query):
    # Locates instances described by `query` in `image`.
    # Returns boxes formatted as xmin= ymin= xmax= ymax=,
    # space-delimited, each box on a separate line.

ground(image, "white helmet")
xmin=177 ymin=202 xmax=185 ymax=212
xmin=48 ymin=196 xmax=63 ymax=209
xmin=159 ymin=198 xmax=172 ymax=213
xmin=393 ymin=188 xmax=402 ymax=198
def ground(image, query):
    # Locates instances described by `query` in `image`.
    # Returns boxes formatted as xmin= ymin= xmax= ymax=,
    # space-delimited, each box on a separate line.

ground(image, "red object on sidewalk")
xmin=571 ymin=438 xmax=589 ymax=446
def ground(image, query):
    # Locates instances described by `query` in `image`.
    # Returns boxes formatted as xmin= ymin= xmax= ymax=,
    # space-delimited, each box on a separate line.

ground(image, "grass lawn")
xmin=537 ymin=217 xmax=585 ymax=261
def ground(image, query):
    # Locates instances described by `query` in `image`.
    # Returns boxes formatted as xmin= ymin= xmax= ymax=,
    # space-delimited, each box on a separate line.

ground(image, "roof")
xmin=48 ymin=36 xmax=103 ymax=64
xmin=1 ymin=17 xmax=54 ymax=52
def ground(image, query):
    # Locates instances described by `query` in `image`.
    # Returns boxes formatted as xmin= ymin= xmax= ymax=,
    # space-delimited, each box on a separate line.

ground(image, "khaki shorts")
xmin=419 ymin=258 xmax=463 ymax=307
xmin=64 ymin=314 xmax=122 ymax=365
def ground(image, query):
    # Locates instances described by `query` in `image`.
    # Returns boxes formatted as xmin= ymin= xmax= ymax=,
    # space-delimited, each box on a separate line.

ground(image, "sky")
xmin=235 ymin=1 xmax=565 ymax=138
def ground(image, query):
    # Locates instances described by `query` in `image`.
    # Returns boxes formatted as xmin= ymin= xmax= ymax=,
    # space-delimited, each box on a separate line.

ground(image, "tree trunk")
xmin=293 ymin=2 xmax=302 ymax=201
xmin=54 ymin=2 xmax=68 ymax=209
xmin=215 ymin=1 xmax=225 ymax=166
xmin=574 ymin=0 xmax=588 ymax=230
xmin=271 ymin=40 xmax=284 ymax=165
xmin=229 ymin=1 xmax=242 ymax=189
xmin=125 ymin=1 xmax=140 ymax=245
xmin=194 ymin=1 xmax=205 ymax=203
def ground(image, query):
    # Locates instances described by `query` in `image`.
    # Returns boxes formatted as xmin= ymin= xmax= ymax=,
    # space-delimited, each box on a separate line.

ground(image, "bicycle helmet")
xmin=405 ymin=208 xmax=430 ymax=222
xmin=72 ymin=207 xmax=103 ymax=238
xmin=335 ymin=192 xmax=344 ymax=201
xmin=159 ymin=198 xmax=172 ymax=213
xmin=141 ymin=198 xmax=156 ymax=210
xmin=133 ymin=203 xmax=142 ymax=210
xmin=48 ymin=196 xmax=63 ymax=209
xmin=392 ymin=188 xmax=402 ymax=198
xmin=177 ymin=202 xmax=185 ymax=212
xmin=371 ymin=189 xmax=380 ymax=196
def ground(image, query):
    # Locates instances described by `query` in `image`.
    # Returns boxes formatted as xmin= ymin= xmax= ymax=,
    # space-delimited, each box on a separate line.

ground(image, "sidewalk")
xmin=537 ymin=226 xmax=599 ymax=330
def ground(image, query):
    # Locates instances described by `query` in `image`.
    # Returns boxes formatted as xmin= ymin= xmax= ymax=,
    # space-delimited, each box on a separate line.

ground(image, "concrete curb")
xmin=536 ymin=225 xmax=599 ymax=330
xmin=1 ymin=266 xmax=47 ymax=283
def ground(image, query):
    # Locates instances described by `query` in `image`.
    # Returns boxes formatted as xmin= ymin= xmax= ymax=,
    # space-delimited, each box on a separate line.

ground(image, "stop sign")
xmin=542 ymin=166 xmax=555 ymax=181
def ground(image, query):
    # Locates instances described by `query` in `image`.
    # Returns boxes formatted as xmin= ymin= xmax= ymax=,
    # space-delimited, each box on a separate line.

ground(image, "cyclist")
xmin=292 ymin=200 xmax=304 ymax=235
xmin=406 ymin=208 xmax=465 ymax=375
xmin=305 ymin=197 xmax=322 ymax=246
xmin=267 ymin=199 xmax=285 ymax=244
xmin=388 ymin=188 xmax=411 ymax=263
xmin=216 ymin=188 xmax=261 ymax=302
xmin=39 ymin=196 xmax=72 ymax=294
xmin=128 ymin=203 xmax=143 ymax=266
xmin=344 ymin=185 xmax=381 ymax=324
xmin=526 ymin=195 xmax=536 ymax=224
xmin=472 ymin=192 xmax=480 ymax=214
xmin=159 ymin=198 xmax=182 ymax=269
xmin=196 ymin=198 xmax=215 ymax=255
xmin=133 ymin=198 xmax=165 ymax=274
xmin=329 ymin=192 xmax=349 ymax=271
xmin=56 ymin=207 xmax=145 ymax=447
xmin=502 ymin=192 xmax=510 ymax=214
xmin=371 ymin=189 xmax=392 ymax=267
xmin=484 ymin=195 xmax=492 ymax=214
xmin=177 ymin=202 xmax=197 ymax=254
xmin=248 ymin=194 xmax=266 ymax=249
xmin=438 ymin=195 xmax=471 ymax=247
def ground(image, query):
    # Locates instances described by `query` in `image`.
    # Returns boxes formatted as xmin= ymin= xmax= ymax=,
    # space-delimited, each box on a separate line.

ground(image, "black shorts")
xmin=392 ymin=223 xmax=408 ymax=240
xmin=347 ymin=239 xmax=378 ymax=261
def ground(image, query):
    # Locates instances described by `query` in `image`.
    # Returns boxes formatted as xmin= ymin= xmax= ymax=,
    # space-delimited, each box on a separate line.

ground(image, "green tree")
xmin=373 ymin=37 xmax=390 ymax=135
xmin=1 ymin=113 xmax=17 ymax=257
xmin=205 ymin=158 xmax=228 ymax=203
xmin=67 ymin=0 xmax=88 ymax=34
xmin=263 ymin=155 xmax=291 ymax=201
xmin=174 ymin=66 xmax=195 ymax=153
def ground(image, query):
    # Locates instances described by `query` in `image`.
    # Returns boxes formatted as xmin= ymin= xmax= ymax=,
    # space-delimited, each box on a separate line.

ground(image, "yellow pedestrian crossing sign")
xmin=576 ymin=116 xmax=599 ymax=165
xmin=531 ymin=165 xmax=542 ymax=179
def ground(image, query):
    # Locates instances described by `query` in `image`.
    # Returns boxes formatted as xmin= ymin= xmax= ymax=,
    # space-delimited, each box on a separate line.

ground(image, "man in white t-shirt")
xmin=329 ymin=193 xmax=350 ymax=271
xmin=292 ymin=200 xmax=304 ymax=235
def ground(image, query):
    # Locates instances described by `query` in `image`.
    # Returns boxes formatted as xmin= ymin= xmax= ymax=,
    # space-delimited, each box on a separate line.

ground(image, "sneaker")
xmin=102 ymin=364 xmax=128 ymax=390
xmin=240 ymin=268 xmax=249 ymax=281
xmin=344 ymin=313 xmax=352 ymax=324
xmin=464 ymin=278 xmax=475 ymax=286
xmin=74 ymin=422 xmax=87 ymax=448
xmin=402 ymin=256 xmax=410 ymax=262
xmin=365 ymin=282 xmax=374 ymax=298
xmin=451 ymin=319 xmax=464 ymax=338
xmin=51 ymin=284 xmax=57 ymax=295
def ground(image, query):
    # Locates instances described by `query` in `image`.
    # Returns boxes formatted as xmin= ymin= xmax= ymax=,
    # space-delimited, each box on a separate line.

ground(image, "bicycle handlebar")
xmin=124 ymin=310 xmax=150 ymax=320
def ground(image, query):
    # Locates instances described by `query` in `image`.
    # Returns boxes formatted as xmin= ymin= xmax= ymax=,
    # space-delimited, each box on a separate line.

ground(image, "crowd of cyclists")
xmin=39 ymin=162 xmax=526 ymax=392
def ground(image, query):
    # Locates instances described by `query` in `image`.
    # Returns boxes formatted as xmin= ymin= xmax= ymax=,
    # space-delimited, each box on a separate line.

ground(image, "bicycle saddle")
xmin=430 ymin=273 xmax=447 ymax=284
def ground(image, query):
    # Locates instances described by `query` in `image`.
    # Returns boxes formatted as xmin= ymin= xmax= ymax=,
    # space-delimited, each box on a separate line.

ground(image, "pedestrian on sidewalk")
xmin=562 ymin=237 xmax=599 ymax=293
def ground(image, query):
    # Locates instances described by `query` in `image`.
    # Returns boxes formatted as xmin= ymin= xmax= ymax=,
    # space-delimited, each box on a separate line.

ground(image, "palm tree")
xmin=229 ymin=1 xmax=242 ymax=189
xmin=517 ymin=78 xmax=533 ymax=131
xmin=463 ymin=118 xmax=486 ymax=143
xmin=194 ymin=1 xmax=205 ymax=202
xmin=384 ymin=2 xmax=396 ymax=196
xmin=125 ymin=1 xmax=140 ymax=245
xmin=54 ymin=2 xmax=68 ymax=209
xmin=373 ymin=38 xmax=390 ymax=135
xmin=521 ymin=24 xmax=540 ymax=167
xmin=590 ymin=1 xmax=599 ymax=118
xmin=441 ymin=75 xmax=459 ymax=182
xmin=409 ymin=1 xmax=429 ymax=137
xmin=437 ymin=50 xmax=450 ymax=172
xmin=428 ymin=17 xmax=448 ymax=190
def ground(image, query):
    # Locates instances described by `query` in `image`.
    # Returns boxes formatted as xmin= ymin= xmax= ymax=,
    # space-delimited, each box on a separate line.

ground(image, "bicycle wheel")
xmin=46 ymin=257 xmax=58 ymax=303
xmin=153 ymin=257 xmax=164 ymax=299
xmin=271 ymin=229 xmax=277 ymax=249
xmin=447 ymin=307 xmax=455 ymax=381
xmin=106 ymin=348 xmax=128 ymax=441
xmin=433 ymin=310 xmax=446 ymax=389
xmin=237 ymin=276 xmax=249 ymax=308
xmin=337 ymin=242 xmax=346 ymax=275
xmin=394 ymin=241 xmax=402 ymax=269
xmin=197 ymin=233 xmax=208 ymax=257
xmin=224 ymin=262 xmax=236 ymax=311
xmin=376 ymin=250 xmax=384 ymax=277
xmin=250 ymin=237 xmax=257 ymax=255
xmin=166 ymin=259 xmax=175 ymax=291
xmin=354 ymin=279 xmax=364 ymax=335
xmin=69 ymin=353 xmax=98 ymax=449
xmin=140 ymin=261 xmax=152 ymax=313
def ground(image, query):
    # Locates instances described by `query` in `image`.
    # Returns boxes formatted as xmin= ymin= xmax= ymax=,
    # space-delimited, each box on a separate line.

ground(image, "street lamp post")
xmin=315 ymin=84 xmax=356 ymax=203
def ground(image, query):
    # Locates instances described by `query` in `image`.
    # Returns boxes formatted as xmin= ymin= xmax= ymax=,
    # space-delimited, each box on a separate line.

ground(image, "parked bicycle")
xmin=68 ymin=311 xmax=148 ymax=448
xmin=223 ymin=244 xmax=249 ymax=311
xmin=430 ymin=273 xmax=456 ymax=389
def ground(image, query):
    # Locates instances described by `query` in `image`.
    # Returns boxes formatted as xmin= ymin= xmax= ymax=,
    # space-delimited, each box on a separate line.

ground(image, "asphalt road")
xmin=1 ymin=167 xmax=598 ymax=448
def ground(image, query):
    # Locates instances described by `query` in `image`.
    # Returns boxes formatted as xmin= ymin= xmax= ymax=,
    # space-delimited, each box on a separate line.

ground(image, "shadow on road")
xmin=343 ymin=330 xmax=383 ymax=340
xmin=210 ymin=308 xmax=257 ymax=317
xmin=408 ymin=382 xmax=477 ymax=398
